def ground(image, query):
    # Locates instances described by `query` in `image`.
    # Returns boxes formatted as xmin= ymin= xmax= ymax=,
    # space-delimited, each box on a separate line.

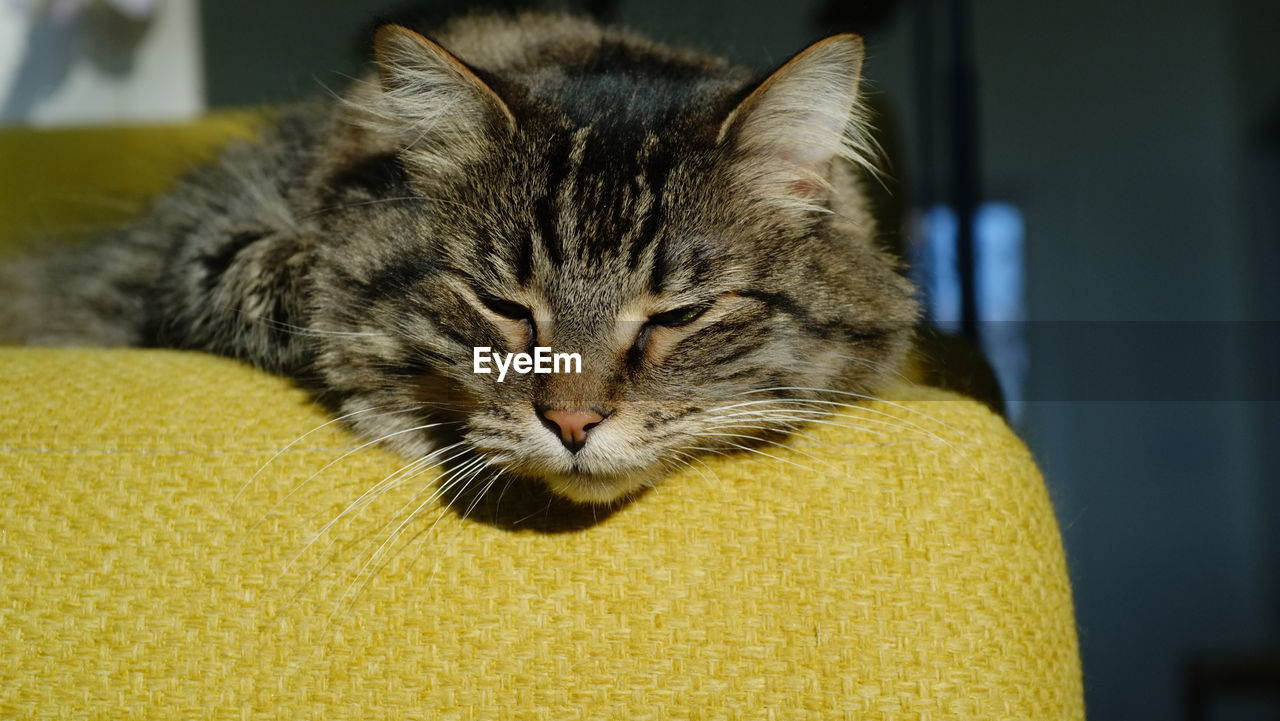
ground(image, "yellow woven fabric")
xmin=0 ymin=348 xmax=1081 ymax=719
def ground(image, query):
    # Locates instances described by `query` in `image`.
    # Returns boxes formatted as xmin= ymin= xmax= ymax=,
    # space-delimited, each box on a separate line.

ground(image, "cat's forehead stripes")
xmin=523 ymin=124 xmax=675 ymax=290
xmin=533 ymin=131 xmax=572 ymax=268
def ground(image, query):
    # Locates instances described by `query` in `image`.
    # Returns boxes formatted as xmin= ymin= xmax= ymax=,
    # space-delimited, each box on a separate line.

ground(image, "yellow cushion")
xmin=0 ymin=117 xmax=1082 ymax=719
xmin=0 ymin=111 xmax=264 ymax=249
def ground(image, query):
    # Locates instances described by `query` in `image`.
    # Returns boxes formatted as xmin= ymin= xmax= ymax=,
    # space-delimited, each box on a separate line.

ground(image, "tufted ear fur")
xmin=369 ymin=25 xmax=515 ymax=149
xmin=718 ymin=34 xmax=875 ymax=210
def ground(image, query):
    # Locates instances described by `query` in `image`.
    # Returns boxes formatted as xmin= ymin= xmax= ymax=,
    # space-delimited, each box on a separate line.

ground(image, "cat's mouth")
xmin=538 ymin=467 xmax=656 ymax=504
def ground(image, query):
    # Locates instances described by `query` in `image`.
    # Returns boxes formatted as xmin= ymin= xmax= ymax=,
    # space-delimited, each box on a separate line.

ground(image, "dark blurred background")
xmin=3 ymin=0 xmax=1278 ymax=718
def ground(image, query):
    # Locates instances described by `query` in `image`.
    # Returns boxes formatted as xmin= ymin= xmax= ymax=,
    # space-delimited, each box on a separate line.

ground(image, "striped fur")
xmin=0 ymin=13 xmax=917 ymax=503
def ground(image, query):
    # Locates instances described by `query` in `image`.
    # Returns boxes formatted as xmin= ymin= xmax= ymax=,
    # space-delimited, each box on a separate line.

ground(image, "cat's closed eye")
xmin=647 ymin=303 xmax=711 ymax=329
xmin=476 ymin=293 xmax=534 ymax=323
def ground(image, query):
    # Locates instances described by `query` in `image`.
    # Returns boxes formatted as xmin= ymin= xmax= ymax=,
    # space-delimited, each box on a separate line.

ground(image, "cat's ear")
xmin=372 ymin=24 xmax=516 ymax=138
xmin=718 ymin=34 xmax=873 ymax=206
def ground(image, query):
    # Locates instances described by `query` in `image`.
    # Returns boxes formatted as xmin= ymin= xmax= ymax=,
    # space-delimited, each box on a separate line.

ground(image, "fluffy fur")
xmin=0 ymin=13 xmax=917 ymax=503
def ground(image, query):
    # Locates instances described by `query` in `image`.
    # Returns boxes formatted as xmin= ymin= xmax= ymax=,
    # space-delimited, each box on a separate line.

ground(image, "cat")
xmin=0 ymin=12 xmax=917 ymax=504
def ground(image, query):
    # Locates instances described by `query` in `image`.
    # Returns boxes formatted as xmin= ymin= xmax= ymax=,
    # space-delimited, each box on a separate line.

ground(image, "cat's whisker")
xmin=492 ymin=471 xmax=520 ymax=515
xmin=695 ymin=429 xmax=832 ymax=464
xmin=709 ymin=414 xmax=919 ymax=450
xmin=711 ymin=396 xmax=984 ymax=478
xmin=717 ymin=394 xmax=957 ymax=447
xmin=252 ymin=419 xmax=463 ymax=532
xmin=701 ymin=399 xmax=921 ymax=435
xmin=299 ymin=195 xmax=437 ymax=219
xmin=459 ymin=465 xmax=506 ymax=525
xmin=282 ymin=451 xmax=469 ymax=597
xmin=329 ymin=454 xmax=490 ymax=617
xmin=237 ymin=403 xmax=417 ymax=502
xmin=702 ymin=419 xmax=802 ymax=434
xmin=663 ymin=447 xmax=718 ymax=486
xmin=729 ymin=414 xmax=903 ymax=441
xmin=704 ymin=407 xmax=916 ymax=440
xmin=286 ymin=441 xmax=470 ymax=573
xmin=699 ymin=419 xmax=835 ymax=446
xmin=416 ymin=461 xmax=506 ymax=588
xmin=354 ymin=454 xmax=497 ymax=588
xmin=690 ymin=437 xmax=824 ymax=475
xmin=354 ymin=451 xmax=486 ymax=550
xmin=733 ymin=386 xmax=968 ymax=439
xmin=231 ymin=308 xmax=390 ymax=338
xmin=697 ymin=421 xmax=890 ymax=455
xmin=282 ymin=454 xmax=433 ymax=576
xmin=831 ymin=352 xmax=915 ymax=385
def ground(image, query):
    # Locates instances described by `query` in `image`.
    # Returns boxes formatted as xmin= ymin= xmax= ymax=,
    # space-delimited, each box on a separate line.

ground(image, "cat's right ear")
xmin=372 ymin=25 xmax=516 ymax=138
xmin=717 ymin=34 xmax=874 ymax=210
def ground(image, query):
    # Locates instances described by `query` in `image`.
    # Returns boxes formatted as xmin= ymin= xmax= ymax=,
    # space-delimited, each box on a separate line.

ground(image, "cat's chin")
xmin=539 ymin=468 xmax=658 ymax=505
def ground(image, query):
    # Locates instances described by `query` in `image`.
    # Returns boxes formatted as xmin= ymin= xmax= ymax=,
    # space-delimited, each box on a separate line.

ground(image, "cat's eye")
xmin=477 ymin=293 xmax=533 ymax=323
xmin=648 ymin=303 xmax=710 ymax=328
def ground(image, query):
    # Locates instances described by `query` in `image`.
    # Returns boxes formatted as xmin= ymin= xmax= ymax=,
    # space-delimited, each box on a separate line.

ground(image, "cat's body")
xmin=0 ymin=13 xmax=916 ymax=503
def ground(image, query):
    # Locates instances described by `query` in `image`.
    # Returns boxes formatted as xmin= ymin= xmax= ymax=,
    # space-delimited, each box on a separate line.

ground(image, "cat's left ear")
xmin=372 ymin=25 xmax=516 ymax=137
xmin=718 ymin=34 xmax=872 ymax=205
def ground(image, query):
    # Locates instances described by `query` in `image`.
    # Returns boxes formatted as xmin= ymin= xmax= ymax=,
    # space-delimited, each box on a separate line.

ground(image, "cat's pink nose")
xmin=540 ymin=408 xmax=605 ymax=454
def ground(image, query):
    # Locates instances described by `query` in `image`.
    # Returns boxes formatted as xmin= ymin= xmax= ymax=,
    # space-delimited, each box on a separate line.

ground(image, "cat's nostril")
xmin=540 ymin=408 xmax=607 ymax=454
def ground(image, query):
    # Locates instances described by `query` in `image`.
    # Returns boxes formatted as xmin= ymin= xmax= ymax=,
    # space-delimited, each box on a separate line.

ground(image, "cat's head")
xmin=310 ymin=21 xmax=917 ymax=504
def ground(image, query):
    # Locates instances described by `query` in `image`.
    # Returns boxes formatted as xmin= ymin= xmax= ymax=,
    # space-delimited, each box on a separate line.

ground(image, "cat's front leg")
xmin=158 ymin=226 xmax=318 ymax=375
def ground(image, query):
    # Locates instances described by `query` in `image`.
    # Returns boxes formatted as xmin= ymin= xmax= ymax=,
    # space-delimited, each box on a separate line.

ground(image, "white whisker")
xmin=286 ymin=442 xmax=469 ymax=573
xmin=692 ymin=437 xmax=822 ymax=474
xmin=253 ymin=419 xmax=461 ymax=530
xmin=237 ymin=404 xmax=414 ymax=501
xmin=329 ymin=454 xmax=490 ymax=618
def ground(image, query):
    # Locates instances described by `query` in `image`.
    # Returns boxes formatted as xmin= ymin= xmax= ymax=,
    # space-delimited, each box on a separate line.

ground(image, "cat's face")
xmin=309 ymin=25 xmax=916 ymax=503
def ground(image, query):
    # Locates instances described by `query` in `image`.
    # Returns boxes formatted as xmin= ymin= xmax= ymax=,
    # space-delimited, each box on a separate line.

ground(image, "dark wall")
xmin=966 ymin=2 xmax=1277 ymax=719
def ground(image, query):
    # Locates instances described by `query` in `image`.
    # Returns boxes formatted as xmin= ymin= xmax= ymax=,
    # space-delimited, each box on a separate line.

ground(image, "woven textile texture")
xmin=0 ymin=348 xmax=1082 ymax=720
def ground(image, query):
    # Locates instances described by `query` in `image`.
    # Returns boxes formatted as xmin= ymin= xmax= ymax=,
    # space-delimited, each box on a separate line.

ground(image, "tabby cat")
xmin=0 ymin=13 xmax=917 ymax=504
